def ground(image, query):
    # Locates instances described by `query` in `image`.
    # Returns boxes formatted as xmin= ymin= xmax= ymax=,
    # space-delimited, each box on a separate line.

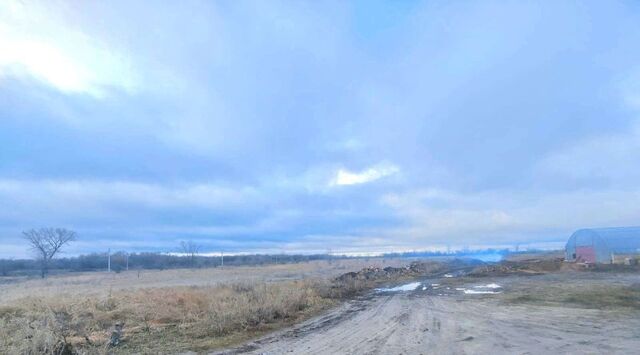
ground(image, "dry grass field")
xmin=6 ymin=256 xmax=638 ymax=354
xmin=0 ymin=258 xmax=408 ymax=304
xmin=1 ymin=279 xmax=334 ymax=354
xmin=0 ymin=258 xmax=408 ymax=354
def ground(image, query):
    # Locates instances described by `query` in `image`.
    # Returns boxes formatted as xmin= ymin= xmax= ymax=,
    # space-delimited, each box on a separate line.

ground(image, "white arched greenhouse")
xmin=565 ymin=227 xmax=640 ymax=264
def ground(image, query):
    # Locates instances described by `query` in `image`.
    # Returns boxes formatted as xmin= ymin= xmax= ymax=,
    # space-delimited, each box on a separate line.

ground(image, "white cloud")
xmin=379 ymin=187 xmax=640 ymax=246
xmin=0 ymin=1 xmax=137 ymax=98
xmin=0 ymin=179 xmax=260 ymax=224
xmin=331 ymin=163 xmax=399 ymax=186
xmin=534 ymin=121 xmax=640 ymax=185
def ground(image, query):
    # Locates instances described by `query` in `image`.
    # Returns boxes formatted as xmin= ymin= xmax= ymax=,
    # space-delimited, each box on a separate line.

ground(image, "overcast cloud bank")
xmin=1 ymin=1 xmax=640 ymax=257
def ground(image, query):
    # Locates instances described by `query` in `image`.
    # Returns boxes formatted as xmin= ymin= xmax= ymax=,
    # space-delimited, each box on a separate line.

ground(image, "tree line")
xmin=0 ymin=251 xmax=338 ymax=277
xmin=7 ymin=227 xmax=517 ymax=279
xmin=2 ymin=227 xmax=341 ymax=277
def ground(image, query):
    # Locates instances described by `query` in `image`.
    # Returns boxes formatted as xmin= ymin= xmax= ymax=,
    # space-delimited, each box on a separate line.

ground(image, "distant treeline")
xmin=0 ymin=248 xmax=534 ymax=277
xmin=382 ymin=248 xmax=512 ymax=258
xmin=0 ymin=252 xmax=341 ymax=277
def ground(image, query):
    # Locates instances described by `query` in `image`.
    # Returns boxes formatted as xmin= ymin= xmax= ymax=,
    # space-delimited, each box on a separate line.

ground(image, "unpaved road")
xmin=216 ymin=273 xmax=640 ymax=354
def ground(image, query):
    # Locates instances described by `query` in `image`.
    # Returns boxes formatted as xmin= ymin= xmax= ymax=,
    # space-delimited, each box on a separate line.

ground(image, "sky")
xmin=1 ymin=0 xmax=640 ymax=258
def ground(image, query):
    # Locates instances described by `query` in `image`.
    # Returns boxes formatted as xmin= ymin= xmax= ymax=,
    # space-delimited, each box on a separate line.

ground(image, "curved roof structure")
xmin=565 ymin=227 xmax=640 ymax=263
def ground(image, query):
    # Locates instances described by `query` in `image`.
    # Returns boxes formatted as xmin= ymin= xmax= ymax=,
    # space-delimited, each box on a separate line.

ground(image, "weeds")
xmin=0 ymin=260 xmax=408 ymax=354
xmin=0 ymin=279 xmax=339 ymax=354
xmin=505 ymin=285 xmax=640 ymax=310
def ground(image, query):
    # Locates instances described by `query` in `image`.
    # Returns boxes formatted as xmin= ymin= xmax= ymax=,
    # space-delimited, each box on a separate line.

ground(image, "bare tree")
xmin=23 ymin=228 xmax=77 ymax=278
xmin=179 ymin=240 xmax=202 ymax=267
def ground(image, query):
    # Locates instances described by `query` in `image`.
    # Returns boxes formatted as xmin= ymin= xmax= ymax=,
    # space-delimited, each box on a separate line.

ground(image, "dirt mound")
xmin=336 ymin=261 xmax=446 ymax=283
xmin=469 ymin=258 xmax=564 ymax=277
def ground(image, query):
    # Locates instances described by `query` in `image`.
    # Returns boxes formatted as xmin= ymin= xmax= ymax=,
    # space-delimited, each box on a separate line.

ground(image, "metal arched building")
xmin=565 ymin=227 xmax=640 ymax=263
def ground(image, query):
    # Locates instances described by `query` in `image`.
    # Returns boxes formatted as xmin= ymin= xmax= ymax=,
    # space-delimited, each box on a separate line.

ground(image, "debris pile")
xmin=336 ymin=262 xmax=446 ymax=283
xmin=468 ymin=258 xmax=564 ymax=277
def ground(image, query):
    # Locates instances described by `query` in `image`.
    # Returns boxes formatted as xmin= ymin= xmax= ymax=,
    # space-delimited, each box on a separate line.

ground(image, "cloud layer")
xmin=1 ymin=0 xmax=640 ymax=257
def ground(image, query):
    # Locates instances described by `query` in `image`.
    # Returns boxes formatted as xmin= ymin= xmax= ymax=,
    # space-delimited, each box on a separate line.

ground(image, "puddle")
xmin=463 ymin=289 xmax=502 ymax=294
xmin=458 ymin=283 xmax=502 ymax=295
xmin=375 ymin=282 xmax=422 ymax=293
xmin=474 ymin=283 xmax=501 ymax=289
xmin=373 ymin=281 xmax=503 ymax=296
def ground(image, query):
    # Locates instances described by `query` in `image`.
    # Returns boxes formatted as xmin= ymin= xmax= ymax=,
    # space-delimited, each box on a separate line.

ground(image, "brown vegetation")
xmin=0 ymin=259 xmax=413 ymax=354
xmin=505 ymin=283 xmax=640 ymax=310
xmin=0 ymin=279 xmax=342 ymax=354
xmin=0 ymin=259 xmax=410 ymax=305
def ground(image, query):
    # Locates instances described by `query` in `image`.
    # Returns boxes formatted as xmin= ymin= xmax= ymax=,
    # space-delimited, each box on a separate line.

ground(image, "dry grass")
xmin=0 ymin=259 xmax=412 ymax=354
xmin=0 ymin=279 xmax=341 ymax=354
xmin=503 ymin=275 xmax=640 ymax=311
xmin=0 ymin=258 xmax=409 ymax=305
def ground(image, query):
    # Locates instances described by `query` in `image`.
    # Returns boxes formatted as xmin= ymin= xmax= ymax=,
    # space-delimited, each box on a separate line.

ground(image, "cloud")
xmin=331 ymin=163 xmax=399 ymax=186
xmin=2 ymin=1 xmax=640 ymax=257
xmin=0 ymin=179 xmax=261 ymax=225
xmin=534 ymin=120 xmax=640 ymax=188
xmin=379 ymin=187 xmax=640 ymax=247
xmin=0 ymin=1 xmax=137 ymax=98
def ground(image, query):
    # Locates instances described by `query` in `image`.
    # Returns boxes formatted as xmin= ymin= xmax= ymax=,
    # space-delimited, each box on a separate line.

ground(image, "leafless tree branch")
xmin=23 ymin=228 xmax=77 ymax=278
xmin=180 ymin=240 xmax=202 ymax=267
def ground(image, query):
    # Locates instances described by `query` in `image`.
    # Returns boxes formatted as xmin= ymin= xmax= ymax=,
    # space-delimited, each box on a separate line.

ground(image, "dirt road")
xmin=216 ymin=273 xmax=640 ymax=354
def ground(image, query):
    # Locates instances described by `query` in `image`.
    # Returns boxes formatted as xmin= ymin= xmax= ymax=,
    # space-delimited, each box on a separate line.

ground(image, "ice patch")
xmin=376 ymin=282 xmax=421 ymax=292
xmin=457 ymin=283 xmax=502 ymax=294
xmin=464 ymin=289 xmax=502 ymax=295
xmin=444 ymin=274 xmax=454 ymax=278
xmin=474 ymin=283 xmax=501 ymax=289
xmin=431 ymin=283 xmax=440 ymax=287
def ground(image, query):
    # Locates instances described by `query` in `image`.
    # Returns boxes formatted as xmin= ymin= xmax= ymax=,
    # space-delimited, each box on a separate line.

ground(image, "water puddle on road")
xmin=463 ymin=289 xmax=502 ymax=294
xmin=460 ymin=283 xmax=503 ymax=295
xmin=375 ymin=282 xmax=422 ymax=293
xmin=476 ymin=283 xmax=501 ymax=289
xmin=374 ymin=280 xmax=503 ymax=295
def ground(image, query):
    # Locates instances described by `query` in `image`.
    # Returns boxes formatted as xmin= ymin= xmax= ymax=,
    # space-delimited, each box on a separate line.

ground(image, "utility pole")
xmin=220 ymin=251 xmax=224 ymax=267
xmin=125 ymin=252 xmax=129 ymax=271
xmin=107 ymin=248 xmax=111 ymax=272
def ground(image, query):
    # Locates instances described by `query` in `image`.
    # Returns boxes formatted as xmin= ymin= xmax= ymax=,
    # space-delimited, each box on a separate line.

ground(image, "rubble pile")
xmin=336 ymin=262 xmax=446 ymax=283
xmin=469 ymin=258 xmax=564 ymax=277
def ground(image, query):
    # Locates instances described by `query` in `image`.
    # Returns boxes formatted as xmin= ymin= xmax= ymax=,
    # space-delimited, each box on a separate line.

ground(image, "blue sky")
xmin=2 ymin=0 xmax=640 ymax=257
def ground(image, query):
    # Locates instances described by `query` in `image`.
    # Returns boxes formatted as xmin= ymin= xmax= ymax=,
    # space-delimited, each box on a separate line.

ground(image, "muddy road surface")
xmin=216 ymin=273 xmax=640 ymax=354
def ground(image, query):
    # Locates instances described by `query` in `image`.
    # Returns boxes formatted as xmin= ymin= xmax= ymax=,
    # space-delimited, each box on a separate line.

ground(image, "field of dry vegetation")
xmin=0 ymin=259 xmax=406 ymax=354
xmin=0 ymin=280 xmax=338 ymax=354
xmin=3 ymin=255 xmax=640 ymax=354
